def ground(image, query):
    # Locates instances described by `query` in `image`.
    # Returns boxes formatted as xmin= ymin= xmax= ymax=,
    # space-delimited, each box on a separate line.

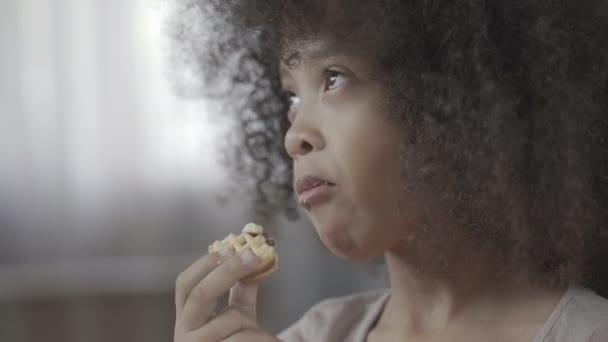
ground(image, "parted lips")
xmin=208 ymin=223 xmax=278 ymax=283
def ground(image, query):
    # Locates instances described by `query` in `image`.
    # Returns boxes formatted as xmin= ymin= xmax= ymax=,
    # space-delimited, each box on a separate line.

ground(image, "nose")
xmin=284 ymin=106 xmax=324 ymax=159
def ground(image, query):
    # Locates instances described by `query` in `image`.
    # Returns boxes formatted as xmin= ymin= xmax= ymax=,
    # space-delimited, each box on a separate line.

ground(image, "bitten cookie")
xmin=208 ymin=223 xmax=278 ymax=283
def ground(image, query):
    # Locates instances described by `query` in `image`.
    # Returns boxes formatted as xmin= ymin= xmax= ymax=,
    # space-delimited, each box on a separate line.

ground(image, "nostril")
xmin=300 ymin=141 xmax=313 ymax=152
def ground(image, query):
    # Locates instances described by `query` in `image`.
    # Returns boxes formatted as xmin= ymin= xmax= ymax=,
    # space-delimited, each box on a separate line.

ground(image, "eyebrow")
xmin=305 ymin=45 xmax=342 ymax=61
xmin=280 ymin=43 xmax=342 ymax=75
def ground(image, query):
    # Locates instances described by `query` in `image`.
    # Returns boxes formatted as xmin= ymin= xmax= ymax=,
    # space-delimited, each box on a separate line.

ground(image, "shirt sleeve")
xmin=589 ymin=325 xmax=608 ymax=342
xmin=277 ymin=321 xmax=307 ymax=342
xmin=276 ymin=301 xmax=323 ymax=342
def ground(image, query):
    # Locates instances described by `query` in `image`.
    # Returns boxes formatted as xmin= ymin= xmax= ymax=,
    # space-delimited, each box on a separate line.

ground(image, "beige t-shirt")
xmin=278 ymin=287 xmax=608 ymax=342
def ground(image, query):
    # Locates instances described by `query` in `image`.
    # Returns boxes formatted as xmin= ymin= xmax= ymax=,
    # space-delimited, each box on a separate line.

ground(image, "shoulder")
xmin=278 ymin=289 xmax=389 ymax=342
xmin=542 ymin=287 xmax=608 ymax=342
xmin=566 ymin=288 xmax=608 ymax=341
xmin=564 ymin=287 xmax=608 ymax=328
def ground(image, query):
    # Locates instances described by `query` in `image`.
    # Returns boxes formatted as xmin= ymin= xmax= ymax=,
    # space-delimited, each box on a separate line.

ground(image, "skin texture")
xmin=282 ymin=48 xmax=406 ymax=260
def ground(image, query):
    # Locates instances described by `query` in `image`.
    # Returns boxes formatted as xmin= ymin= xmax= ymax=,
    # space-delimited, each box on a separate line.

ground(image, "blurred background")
xmin=0 ymin=0 xmax=386 ymax=341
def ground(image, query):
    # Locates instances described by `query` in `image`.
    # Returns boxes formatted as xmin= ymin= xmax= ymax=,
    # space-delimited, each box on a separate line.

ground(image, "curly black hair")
xmin=169 ymin=1 xmax=608 ymax=296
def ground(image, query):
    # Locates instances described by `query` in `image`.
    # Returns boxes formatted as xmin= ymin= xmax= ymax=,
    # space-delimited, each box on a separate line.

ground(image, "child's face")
xmin=281 ymin=41 xmax=409 ymax=260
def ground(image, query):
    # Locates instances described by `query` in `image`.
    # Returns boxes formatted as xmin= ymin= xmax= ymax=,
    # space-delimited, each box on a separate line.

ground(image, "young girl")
xmin=171 ymin=1 xmax=608 ymax=341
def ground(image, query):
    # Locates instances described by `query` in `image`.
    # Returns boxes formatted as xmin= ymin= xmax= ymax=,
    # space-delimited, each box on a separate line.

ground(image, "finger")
xmin=189 ymin=307 xmax=257 ymax=341
xmin=181 ymin=250 xmax=259 ymax=330
xmin=221 ymin=329 xmax=280 ymax=342
xmin=229 ymin=282 xmax=259 ymax=320
xmin=175 ymin=247 xmax=234 ymax=316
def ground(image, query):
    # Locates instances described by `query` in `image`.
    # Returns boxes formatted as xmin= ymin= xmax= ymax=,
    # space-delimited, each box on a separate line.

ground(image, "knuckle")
xmin=230 ymin=308 xmax=255 ymax=329
xmin=232 ymin=298 xmax=256 ymax=315
xmin=190 ymin=284 xmax=209 ymax=304
xmin=234 ymin=309 xmax=248 ymax=330
xmin=224 ymin=257 xmax=245 ymax=275
xmin=224 ymin=257 xmax=250 ymax=276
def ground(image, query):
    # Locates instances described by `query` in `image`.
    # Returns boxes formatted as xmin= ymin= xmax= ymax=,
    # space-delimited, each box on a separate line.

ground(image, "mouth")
xmin=294 ymin=175 xmax=336 ymax=208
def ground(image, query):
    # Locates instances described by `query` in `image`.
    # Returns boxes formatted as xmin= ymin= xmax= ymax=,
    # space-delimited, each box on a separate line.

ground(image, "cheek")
xmin=330 ymin=139 xmax=405 ymax=251
xmin=343 ymin=135 xmax=403 ymax=224
xmin=313 ymin=100 xmax=407 ymax=257
xmin=350 ymin=162 xmax=403 ymax=239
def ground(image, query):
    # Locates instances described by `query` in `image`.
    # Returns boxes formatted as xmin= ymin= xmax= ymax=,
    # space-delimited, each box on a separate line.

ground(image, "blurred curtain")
xmin=0 ymin=0 xmax=230 ymax=262
xmin=0 ymin=1 xmax=256 ymax=340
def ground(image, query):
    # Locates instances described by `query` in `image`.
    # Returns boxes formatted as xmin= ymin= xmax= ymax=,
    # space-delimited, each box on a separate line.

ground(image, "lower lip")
xmin=298 ymin=184 xmax=335 ymax=208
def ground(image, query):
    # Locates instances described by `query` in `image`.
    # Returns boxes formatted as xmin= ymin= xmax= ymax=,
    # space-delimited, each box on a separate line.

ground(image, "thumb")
xmin=228 ymin=281 xmax=259 ymax=320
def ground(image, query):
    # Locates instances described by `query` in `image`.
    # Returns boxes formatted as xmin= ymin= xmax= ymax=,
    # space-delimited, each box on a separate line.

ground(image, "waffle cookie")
xmin=208 ymin=223 xmax=278 ymax=283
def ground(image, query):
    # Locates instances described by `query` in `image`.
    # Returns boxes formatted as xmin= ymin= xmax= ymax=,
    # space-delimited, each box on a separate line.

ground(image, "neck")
xmin=376 ymin=231 xmax=563 ymax=337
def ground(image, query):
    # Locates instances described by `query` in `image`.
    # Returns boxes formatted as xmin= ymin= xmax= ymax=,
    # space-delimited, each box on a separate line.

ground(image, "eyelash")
xmin=285 ymin=69 xmax=347 ymax=120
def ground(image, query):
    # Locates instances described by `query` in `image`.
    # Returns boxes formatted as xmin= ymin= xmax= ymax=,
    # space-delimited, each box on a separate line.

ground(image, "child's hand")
xmin=174 ymin=247 xmax=280 ymax=342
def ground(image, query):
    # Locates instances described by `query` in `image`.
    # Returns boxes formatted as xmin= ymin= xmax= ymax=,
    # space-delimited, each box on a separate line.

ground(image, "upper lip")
xmin=294 ymin=175 xmax=336 ymax=195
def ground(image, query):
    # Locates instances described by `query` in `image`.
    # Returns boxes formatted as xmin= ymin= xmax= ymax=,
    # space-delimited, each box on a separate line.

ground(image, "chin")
xmin=314 ymin=221 xmax=377 ymax=262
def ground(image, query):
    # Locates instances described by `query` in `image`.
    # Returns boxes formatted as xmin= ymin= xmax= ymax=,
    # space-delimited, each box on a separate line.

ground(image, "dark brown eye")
xmin=324 ymin=70 xmax=346 ymax=90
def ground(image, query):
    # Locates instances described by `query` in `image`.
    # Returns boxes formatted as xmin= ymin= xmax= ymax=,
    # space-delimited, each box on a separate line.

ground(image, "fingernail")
xmin=240 ymin=250 xmax=257 ymax=265
xmin=218 ymin=246 xmax=233 ymax=257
